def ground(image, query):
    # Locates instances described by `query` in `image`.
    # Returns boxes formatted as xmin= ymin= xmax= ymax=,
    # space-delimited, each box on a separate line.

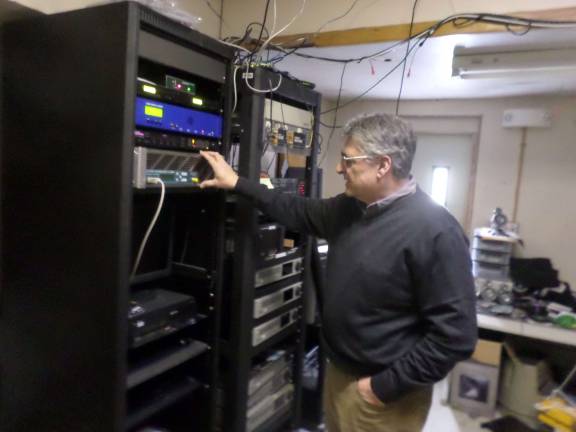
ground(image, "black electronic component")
xmin=270 ymin=178 xmax=299 ymax=195
xmin=134 ymin=129 xmax=222 ymax=152
xmin=277 ymin=127 xmax=287 ymax=146
xmin=165 ymin=75 xmax=196 ymax=94
xmin=252 ymin=307 xmax=300 ymax=347
xmin=135 ymin=96 xmax=222 ymax=139
xmin=134 ymin=74 xmax=224 ymax=155
xmin=256 ymin=223 xmax=285 ymax=259
xmin=246 ymin=383 xmax=294 ymax=432
xmin=255 ymin=249 xmax=304 ymax=288
xmin=138 ymin=80 xmax=207 ymax=109
xmin=129 ymin=289 xmax=199 ymax=348
xmin=248 ymin=351 xmax=293 ymax=412
xmin=293 ymin=131 xmax=307 ymax=149
xmin=285 ymin=167 xmax=324 ymax=198
xmin=254 ymin=278 xmax=303 ymax=319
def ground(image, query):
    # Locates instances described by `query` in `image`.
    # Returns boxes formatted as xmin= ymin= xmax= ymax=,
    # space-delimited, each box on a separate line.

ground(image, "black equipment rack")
xmin=1 ymin=2 xmax=233 ymax=431
xmin=220 ymin=67 xmax=322 ymax=432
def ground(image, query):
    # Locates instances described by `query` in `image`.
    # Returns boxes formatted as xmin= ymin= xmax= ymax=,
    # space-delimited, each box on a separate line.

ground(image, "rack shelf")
xmin=126 ymin=377 xmax=202 ymax=429
xmin=128 ymin=339 xmax=209 ymax=389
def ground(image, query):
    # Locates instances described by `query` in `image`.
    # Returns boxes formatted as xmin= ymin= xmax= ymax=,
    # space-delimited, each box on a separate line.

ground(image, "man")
xmin=200 ymin=113 xmax=477 ymax=432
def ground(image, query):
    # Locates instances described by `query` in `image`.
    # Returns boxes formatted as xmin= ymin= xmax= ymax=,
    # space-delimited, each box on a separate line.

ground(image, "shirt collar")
xmin=366 ymin=176 xmax=417 ymax=211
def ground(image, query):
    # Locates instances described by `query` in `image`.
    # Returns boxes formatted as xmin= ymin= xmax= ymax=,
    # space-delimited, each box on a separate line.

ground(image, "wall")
xmin=13 ymin=0 xmax=575 ymax=46
xmin=318 ymin=96 xmax=576 ymax=287
xmin=13 ymin=0 xmax=224 ymax=38
xmin=221 ymin=0 xmax=576 ymax=40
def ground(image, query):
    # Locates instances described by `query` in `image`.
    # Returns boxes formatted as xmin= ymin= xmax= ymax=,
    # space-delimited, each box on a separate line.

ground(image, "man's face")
xmin=336 ymin=138 xmax=381 ymax=203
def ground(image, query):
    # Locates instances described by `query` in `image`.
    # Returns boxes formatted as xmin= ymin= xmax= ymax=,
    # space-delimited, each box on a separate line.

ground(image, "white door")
xmin=411 ymin=133 xmax=475 ymax=228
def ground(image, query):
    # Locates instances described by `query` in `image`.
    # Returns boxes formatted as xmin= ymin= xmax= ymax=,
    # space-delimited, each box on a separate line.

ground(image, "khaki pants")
xmin=323 ymin=362 xmax=432 ymax=432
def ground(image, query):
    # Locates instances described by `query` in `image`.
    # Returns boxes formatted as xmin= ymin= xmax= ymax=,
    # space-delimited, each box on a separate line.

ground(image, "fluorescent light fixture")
xmin=452 ymin=46 xmax=576 ymax=79
xmin=431 ymin=166 xmax=449 ymax=207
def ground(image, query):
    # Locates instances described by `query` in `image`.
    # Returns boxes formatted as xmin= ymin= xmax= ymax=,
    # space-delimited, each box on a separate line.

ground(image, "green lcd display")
xmin=144 ymin=104 xmax=163 ymax=118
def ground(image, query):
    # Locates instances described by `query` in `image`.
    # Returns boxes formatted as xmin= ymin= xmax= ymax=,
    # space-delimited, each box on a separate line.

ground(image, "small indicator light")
xmin=142 ymin=85 xmax=157 ymax=94
xmin=192 ymin=97 xmax=203 ymax=106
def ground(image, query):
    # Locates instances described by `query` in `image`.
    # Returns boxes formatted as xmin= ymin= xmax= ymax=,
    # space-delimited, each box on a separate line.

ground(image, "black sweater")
xmin=235 ymin=178 xmax=477 ymax=403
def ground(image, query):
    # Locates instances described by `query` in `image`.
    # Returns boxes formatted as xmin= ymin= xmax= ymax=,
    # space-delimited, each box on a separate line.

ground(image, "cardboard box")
xmin=287 ymin=153 xmax=306 ymax=168
xmin=450 ymin=360 xmax=500 ymax=417
xmin=472 ymin=339 xmax=502 ymax=366
xmin=499 ymin=343 xmax=555 ymax=427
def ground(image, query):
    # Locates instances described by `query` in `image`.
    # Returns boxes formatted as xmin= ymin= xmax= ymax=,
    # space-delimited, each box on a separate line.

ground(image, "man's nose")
xmin=336 ymin=161 xmax=344 ymax=174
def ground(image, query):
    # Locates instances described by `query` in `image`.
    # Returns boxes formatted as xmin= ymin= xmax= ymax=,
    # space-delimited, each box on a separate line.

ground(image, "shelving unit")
xmin=220 ymin=67 xmax=322 ymax=432
xmin=1 ymin=3 xmax=233 ymax=431
xmin=301 ymin=240 xmax=328 ymax=429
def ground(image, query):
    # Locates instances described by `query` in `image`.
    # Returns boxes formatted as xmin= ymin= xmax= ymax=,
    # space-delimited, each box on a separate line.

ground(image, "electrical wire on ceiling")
xmin=217 ymin=2 xmax=576 ymax=166
xmin=217 ymin=0 xmax=304 ymax=99
xmin=395 ymin=0 xmax=419 ymax=116
xmin=314 ymin=0 xmax=362 ymax=34
xmin=318 ymin=62 xmax=348 ymax=167
xmin=305 ymin=13 xmax=576 ymax=115
xmin=320 ymin=36 xmax=424 ymax=115
xmin=220 ymin=6 xmax=576 ymax=69
xmin=203 ymin=0 xmax=230 ymax=33
xmin=246 ymin=0 xmax=272 ymax=69
xmin=272 ymin=14 xmax=576 ymax=66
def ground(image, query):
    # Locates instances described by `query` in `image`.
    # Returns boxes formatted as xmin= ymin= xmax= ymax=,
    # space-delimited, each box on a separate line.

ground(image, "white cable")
xmin=131 ymin=178 xmax=166 ymax=279
xmin=270 ymin=0 xmax=278 ymax=36
xmin=232 ymin=65 xmax=240 ymax=112
xmin=243 ymin=64 xmax=283 ymax=93
xmin=259 ymin=0 xmax=307 ymax=54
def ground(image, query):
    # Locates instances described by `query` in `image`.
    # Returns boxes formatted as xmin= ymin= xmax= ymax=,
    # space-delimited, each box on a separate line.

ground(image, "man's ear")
xmin=377 ymin=155 xmax=392 ymax=178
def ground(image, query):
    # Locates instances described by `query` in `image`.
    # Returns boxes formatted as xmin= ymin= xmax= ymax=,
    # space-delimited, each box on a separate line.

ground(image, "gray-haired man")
xmin=201 ymin=113 xmax=477 ymax=431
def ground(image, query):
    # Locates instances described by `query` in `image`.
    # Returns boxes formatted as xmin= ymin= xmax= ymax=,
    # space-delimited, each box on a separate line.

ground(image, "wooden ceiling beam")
xmin=273 ymin=6 xmax=576 ymax=48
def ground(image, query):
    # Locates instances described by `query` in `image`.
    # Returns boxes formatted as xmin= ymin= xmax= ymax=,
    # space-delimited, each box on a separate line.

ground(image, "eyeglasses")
xmin=340 ymin=154 xmax=372 ymax=168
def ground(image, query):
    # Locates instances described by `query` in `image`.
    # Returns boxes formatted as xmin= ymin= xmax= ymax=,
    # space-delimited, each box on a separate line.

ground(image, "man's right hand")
xmin=199 ymin=150 xmax=239 ymax=190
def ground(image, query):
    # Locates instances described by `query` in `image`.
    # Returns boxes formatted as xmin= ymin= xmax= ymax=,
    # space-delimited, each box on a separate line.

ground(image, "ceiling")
xmin=274 ymin=27 xmax=576 ymax=100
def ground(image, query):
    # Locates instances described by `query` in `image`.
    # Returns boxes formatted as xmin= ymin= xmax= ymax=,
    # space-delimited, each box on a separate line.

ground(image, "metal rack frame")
xmin=222 ymin=67 xmax=321 ymax=432
xmin=0 ymin=3 xmax=233 ymax=431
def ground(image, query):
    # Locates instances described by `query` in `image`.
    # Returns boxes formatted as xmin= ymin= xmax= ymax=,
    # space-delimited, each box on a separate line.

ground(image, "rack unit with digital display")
xmin=135 ymin=97 xmax=223 ymax=139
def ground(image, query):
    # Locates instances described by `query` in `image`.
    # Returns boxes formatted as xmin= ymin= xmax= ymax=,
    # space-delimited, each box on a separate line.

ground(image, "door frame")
xmin=407 ymin=115 xmax=481 ymax=234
